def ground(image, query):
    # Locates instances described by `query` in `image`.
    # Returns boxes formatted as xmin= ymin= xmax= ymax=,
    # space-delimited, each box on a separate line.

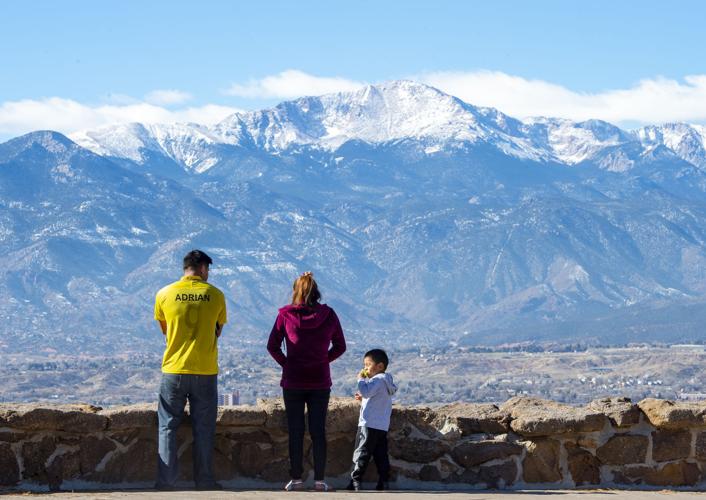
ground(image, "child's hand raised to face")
xmin=358 ymin=368 xmax=369 ymax=379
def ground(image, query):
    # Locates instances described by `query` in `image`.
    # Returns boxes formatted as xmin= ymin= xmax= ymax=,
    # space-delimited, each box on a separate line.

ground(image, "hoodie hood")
xmin=375 ymin=372 xmax=398 ymax=395
xmin=278 ymin=303 xmax=332 ymax=329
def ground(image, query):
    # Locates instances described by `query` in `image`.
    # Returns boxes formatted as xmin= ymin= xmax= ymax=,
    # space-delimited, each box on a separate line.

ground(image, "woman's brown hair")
xmin=291 ymin=271 xmax=321 ymax=307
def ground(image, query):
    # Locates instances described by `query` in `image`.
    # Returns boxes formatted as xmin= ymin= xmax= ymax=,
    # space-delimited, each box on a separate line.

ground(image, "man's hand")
xmin=158 ymin=320 xmax=167 ymax=336
xmin=354 ymin=391 xmax=362 ymax=401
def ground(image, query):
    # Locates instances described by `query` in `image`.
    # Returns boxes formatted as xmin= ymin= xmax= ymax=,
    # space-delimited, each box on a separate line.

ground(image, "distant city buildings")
xmin=218 ymin=390 xmax=240 ymax=406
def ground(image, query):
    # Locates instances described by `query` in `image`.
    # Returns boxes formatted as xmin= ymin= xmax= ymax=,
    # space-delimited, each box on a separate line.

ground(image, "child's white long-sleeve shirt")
xmin=357 ymin=372 xmax=397 ymax=431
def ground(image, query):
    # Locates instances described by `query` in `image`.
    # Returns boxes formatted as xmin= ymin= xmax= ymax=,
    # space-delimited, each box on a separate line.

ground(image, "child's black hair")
xmin=364 ymin=349 xmax=389 ymax=370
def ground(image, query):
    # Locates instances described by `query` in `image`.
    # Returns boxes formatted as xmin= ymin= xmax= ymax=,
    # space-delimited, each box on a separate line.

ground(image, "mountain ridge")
xmin=4 ymin=82 xmax=706 ymax=353
xmin=69 ymin=81 xmax=706 ymax=174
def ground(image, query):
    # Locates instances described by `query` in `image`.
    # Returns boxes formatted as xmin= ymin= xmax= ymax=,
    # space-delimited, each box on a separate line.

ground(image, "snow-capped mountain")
xmin=71 ymin=81 xmax=706 ymax=174
xmin=5 ymin=81 xmax=706 ymax=354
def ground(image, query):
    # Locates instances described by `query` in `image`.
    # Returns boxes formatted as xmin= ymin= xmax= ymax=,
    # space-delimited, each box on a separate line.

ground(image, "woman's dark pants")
xmin=283 ymin=388 xmax=331 ymax=481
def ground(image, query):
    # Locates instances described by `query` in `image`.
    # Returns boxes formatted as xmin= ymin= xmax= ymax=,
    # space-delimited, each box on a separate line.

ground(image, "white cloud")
xmin=418 ymin=70 xmax=706 ymax=125
xmin=0 ymin=98 xmax=241 ymax=138
xmin=224 ymin=69 xmax=366 ymax=99
xmin=144 ymin=89 xmax=192 ymax=106
xmin=4 ymin=71 xmax=706 ymax=140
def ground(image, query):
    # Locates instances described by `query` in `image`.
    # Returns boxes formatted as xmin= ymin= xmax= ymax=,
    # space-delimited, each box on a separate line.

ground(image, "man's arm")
xmin=216 ymin=292 xmax=227 ymax=338
xmin=154 ymin=292 xmax=167 ymax=336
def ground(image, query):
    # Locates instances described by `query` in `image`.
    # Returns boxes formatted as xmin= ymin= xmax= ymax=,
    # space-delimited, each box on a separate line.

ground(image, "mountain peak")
xmin=47 ymin=80 xmax=706 ymax=172
xmin=0 ymin=130 xmax=78 ymax=160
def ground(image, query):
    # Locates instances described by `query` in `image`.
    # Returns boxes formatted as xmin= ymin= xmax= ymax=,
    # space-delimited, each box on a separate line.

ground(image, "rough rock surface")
xmin=586 ymin=397 xmax=641 ymax=428
xmin=0 ymin=442 xmax=19 ymax=486
xmin=638 ymin=398 xmax=706 ymax=429
xmin=614 ymin=462 xmax=701 ymax=486
xmin=565 ymin=441 xmax=600 ymax=485
xmin=3 ymin=397 xmax=706 ymax=491
xmin=101 ymin=404 xmax=156 ymax=430
xmin=216 ymin=406 xmax=267 ymax=427
xmin=695 ymin=431 xmax=706 ymax=460
xmin=596 ymin=434 xmax=648 ymax=465
xmin=389 ymin=434 xmax=449 ymax=463
xmin=451 ymin=440 xmax=522 ymax=468
xmin=651 ymin=429 xmax=692 ymax=462
xmin=502 ymin=397 xmax=608 ymax=437
xmin=434 ymin=403 xmax=511 ymax=435
xmin=0 ymin=404 xmax=106 ymax=432
xmin=522 ymin=438 xmax=561 ymax=483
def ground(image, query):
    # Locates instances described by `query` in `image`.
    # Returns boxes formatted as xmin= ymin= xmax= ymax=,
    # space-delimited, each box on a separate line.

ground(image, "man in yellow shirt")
xmin=154 ymin=249 xmax=227 ymax=490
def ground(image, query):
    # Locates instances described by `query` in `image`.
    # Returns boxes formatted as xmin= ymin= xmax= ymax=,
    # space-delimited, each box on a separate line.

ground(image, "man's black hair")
xmin=183 ymin=249 xmax=213 ymax=270
xmin=364 ymin=349 xmax=389 ymax=370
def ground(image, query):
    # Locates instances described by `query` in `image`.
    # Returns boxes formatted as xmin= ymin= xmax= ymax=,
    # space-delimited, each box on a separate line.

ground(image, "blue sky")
xmin=2 ymin=1 xmax=706 ymax=138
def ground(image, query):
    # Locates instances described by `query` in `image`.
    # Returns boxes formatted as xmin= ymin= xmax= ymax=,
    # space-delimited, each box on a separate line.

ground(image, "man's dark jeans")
xmin=283 ymin=388 xmax=331 ymax=481
xmin=157 ymin=373 xmax=218 ymax=488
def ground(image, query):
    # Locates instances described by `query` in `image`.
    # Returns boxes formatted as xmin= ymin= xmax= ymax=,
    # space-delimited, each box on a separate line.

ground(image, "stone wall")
xmin=2 ymin=396 xmax=706 ymax=490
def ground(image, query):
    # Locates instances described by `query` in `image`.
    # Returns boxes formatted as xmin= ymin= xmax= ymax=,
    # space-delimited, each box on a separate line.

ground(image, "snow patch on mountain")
xmin=67 ymin=80 xmax=706 ymax=174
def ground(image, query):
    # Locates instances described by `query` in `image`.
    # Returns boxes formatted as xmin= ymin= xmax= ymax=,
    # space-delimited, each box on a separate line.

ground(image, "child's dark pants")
xmin=351 ymin=426 xmax=389 ymax=483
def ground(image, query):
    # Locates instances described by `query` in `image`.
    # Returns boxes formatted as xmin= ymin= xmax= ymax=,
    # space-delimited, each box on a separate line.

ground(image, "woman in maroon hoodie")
xmin=267 ymin=272 xmax=346 ymax=492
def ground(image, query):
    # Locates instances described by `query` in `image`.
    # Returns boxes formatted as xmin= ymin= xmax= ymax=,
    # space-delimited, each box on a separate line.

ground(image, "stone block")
xmin=325 ymin=398 xmax=360 ymax=434
xmin=448 ymin=468 xmax=481 ymax=484
xmin=596 ymin=434 xmax=648 ymax=465
xmin=217 ymin=405 xmax=267 ymax=427
xmin=390 ymin=405 xmax=441 ymax=438
xmin=258 ymin=399 xmax=288 ymax=431
xmin=0 ymin=431 xmax=25 ymax=443
xmin=259 ymin=458 xmax=290 ymax=482
xmin=0 ymin=404 xmax=107 ymax=432
xmin=522 ymin=438 xmax=561 ymax=483
xmin=434 ymin=402 xmax=511 ymax=435
xmin=92 ymin=438 xmax=157 ymax=483
xmin=479 ymin=460 xmax=517 ymax=488
xmin=587 ymin=397 xmax=641 ymax=428
xmin=101 ymin=404 xmax=157 ymax=430
xmin=638 ymin=398 xmax=706 ymax=429
xmin=651 ymin=429 xmax=692 ymax=462
xmin=613 ymin=461 xmax=700 ymax=486
xmin=326 ymin=435 xmax=355 ymax=475
xmin=695 ymin=431 xmax=706 ymax=460
xmin=79 ymin=436 xmax=117 ymax=475
xmin=501 ymin=397 xmax=607 ymax=437
xmin=21 ymin=436 xmax=57 ymax=482
xmin=235 ymin=441 xmax=276 ymax=477
xmin=612 ymin=465 xmax=651 ymax=485
xmin=0 ymin=442 xmax=19 ymax=486
xmin=565 ymin=441 xmax=600 ymax=485
xmin=646 ymin=461 xmax=700 ymax=486
xmin=389 ymin=432 xmax=448 ymax=463
xmin=419 ymin=464 xmax=442 ymax=481
xmin=451 ymin=439 xmax=522 ymax=468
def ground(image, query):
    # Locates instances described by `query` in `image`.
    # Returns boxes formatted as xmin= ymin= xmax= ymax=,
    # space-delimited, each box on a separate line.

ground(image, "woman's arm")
xmin=267 ymin=314 xmax=287 ymax=367
xmin=327 ymin=310 xmax=346 ymax=362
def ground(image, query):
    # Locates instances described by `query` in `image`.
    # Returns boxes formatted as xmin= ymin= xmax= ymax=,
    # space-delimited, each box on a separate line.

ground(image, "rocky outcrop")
xmin=4 ymin=396 xmax=706 ymax=491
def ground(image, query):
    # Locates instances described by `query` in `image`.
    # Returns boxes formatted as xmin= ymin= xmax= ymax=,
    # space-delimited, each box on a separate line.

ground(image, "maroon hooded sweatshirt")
xmin=267 ymin=303 xmax=346 ymax=389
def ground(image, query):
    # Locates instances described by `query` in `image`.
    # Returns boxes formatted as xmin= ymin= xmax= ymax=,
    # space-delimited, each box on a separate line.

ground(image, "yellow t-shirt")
xmin=154 ymin=276 xmax=228 ymax=375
